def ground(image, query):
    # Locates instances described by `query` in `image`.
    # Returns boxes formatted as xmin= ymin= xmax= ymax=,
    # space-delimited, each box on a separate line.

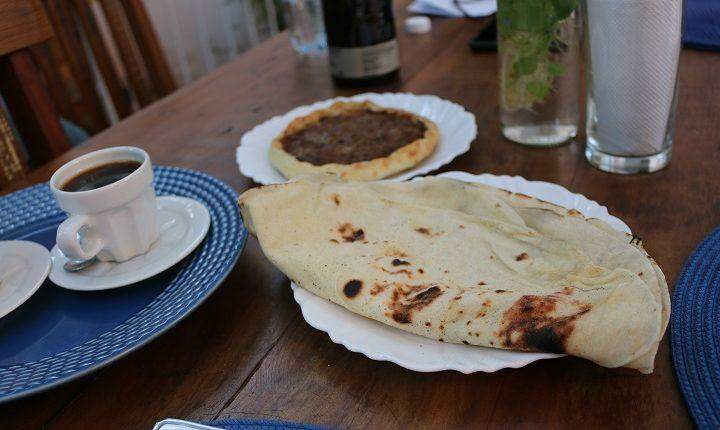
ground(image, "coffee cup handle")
xmin=57 ymin=215 xmax=104 ymax=261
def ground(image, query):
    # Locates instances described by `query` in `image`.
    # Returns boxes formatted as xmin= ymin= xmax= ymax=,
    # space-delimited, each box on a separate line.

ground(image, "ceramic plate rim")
xmin=48 ymin=196 xmax=211 ymax=291
xmin=3 ymin=248 xmax=243 ymax=403
xmin=290 ymin=171 xmax=632 ymax=373
xmin=1 ymin=248 xmax=243 ymax=403
xmin=0 ymin=240 xmax=51 ymax=319
xmin=236 ymin=92 xmax=477 ymax=185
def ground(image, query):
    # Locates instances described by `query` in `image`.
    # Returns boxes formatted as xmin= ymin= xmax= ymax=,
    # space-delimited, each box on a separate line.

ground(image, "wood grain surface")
xmin=0 ymin=48 xmax=71 ymax=167
xmin=0 ymin=4 xmax=709 ymax=429
xmin=0 ymin=0 xmax=52 ymax=56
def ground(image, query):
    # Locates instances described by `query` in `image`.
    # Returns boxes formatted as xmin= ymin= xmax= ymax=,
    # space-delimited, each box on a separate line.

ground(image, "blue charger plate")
xmin=0 ymin=166 xmax=247 ymax=402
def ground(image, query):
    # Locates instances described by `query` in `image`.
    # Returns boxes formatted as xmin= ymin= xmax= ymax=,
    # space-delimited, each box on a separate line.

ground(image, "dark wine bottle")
xmin=321 ymin=0 xmax=400 ymax=87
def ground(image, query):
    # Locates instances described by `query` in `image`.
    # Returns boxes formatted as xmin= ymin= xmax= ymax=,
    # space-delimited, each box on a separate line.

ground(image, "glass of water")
xmin=497 ymin=0 xmax=581 ymax=146
xmin=282 ymin=0 xmax=327 ymax=55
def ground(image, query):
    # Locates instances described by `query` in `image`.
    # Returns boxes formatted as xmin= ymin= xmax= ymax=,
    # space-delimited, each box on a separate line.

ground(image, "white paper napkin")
xmin=587 ymin=0 xmax=682 ymax=156
xmin=408 ymin=0 xmax=496 ymax=18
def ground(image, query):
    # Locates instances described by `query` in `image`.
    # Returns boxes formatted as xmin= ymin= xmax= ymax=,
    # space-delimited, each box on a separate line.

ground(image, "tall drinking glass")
xmin=497 ymin=0 xmax=581 ymax=146
xmin=583 ymin=0 xmax=682 ymax=174
xmin=282 ymin=0 xmax=327 ymax=55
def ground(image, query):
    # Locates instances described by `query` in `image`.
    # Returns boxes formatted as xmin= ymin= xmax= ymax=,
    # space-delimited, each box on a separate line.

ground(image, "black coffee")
xmin=61 ymin=160 xmax=141 ymax=192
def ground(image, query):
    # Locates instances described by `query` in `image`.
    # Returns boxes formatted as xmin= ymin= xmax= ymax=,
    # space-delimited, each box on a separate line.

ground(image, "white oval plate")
xmin=0 ymin=241 xmax=51 ymax=319
xmin=236 ymin=93 xmax=477 ymax=185
xmin=290 ymin=171 xmax=632 ymax=373
xmin=49 ymin=196 xmax=210 ymax=291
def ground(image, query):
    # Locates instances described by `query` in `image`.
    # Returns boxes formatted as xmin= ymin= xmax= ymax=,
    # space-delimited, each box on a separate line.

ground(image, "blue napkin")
xmin=683 ymin=0 xmax=720 ymax=50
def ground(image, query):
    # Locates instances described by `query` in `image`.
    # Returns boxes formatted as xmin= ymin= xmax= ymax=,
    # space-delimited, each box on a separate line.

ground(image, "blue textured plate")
xmin=153 ymin=418 xmax=328 ymax=430
xmin=206 ymin=419 xmax=329 ymax=430
xmin=671 ymin=226 xmax=720 ymax=429
xmin=0 ymin=167 xmax=247 ymax=402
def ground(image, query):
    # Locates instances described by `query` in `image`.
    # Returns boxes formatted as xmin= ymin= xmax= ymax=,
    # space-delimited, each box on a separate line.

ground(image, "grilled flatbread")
xmin=269 ymin=101 xmax=438 ymax=181
xmin=238 ymin=175 xmax=669 ymax=372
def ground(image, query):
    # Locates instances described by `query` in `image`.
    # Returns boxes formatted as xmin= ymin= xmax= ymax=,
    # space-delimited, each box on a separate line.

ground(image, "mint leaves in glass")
xmin=497 ymin=0 xmax=581 ymax=146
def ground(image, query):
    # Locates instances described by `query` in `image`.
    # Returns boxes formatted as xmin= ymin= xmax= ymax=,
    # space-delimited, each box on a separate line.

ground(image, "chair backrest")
xmin=0 ymin=0 xmax=176 ymax=187
xmin=0 ymin=108 xmax=25 ymax=188
xmin=31 ymin=0 xmax=177 ymax=134
xmin=0 ymin=0 xmax=70 ymax=183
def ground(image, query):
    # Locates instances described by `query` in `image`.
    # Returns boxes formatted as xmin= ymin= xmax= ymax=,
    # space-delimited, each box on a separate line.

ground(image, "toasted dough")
xmin=239 ymin=175 xmax=669 ymax=372
xmin=269 ymin=101 xmax=439 ymax=181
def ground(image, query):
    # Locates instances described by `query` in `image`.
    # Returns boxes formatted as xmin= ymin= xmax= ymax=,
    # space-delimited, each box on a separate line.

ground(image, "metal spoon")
xmin=63 ymin=257 xmax=97 ymax=272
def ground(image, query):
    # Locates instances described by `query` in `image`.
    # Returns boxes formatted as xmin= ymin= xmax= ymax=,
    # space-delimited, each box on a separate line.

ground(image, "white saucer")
xmin=49 ymin=196 xmax=210 ymax=291
xmin=0 ymin=241 xmax=51 ymax=319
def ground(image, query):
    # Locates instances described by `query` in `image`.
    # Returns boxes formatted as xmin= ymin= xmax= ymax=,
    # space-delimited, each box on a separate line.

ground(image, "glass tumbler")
xmin=583 ymin=0 xmax=682 ymax=174
xmin=497 ymin=0 xmax=581 ymax=146
xmin=282 ymin=0 xmax=327 ymax=55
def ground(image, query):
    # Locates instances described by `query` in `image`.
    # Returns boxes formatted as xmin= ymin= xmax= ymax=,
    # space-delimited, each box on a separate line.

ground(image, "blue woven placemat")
xmin=671 ymin=226 xmax=720 ymax=429
xmin=207 ymin=419 xmax=330 ymax=430
xmin=684 ymin=0 xmax=720 ymax=51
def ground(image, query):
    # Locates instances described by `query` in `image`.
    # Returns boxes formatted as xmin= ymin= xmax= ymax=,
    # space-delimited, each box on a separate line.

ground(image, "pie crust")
xmin=269 ymin=101 xmax=439 ymax=181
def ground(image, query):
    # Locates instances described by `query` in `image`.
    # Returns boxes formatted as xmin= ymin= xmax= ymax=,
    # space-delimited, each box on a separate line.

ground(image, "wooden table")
xmin=3 ymin=6 xmax=715 ymax=428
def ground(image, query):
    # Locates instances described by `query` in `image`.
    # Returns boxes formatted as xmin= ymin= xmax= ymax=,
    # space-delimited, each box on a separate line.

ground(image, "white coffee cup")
xmin=50 ymin=147 xmax=159 ymax=263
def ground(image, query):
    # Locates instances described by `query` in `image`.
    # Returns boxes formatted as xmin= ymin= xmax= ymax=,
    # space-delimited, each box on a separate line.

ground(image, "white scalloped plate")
xmin=236 ymin=93 xmax=477 ymax=184
xmin=290 ymin=171 xmax=632 ymax=373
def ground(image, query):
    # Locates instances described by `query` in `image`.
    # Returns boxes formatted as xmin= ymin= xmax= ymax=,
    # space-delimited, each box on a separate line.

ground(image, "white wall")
xmin=143 ymin=0 xmax=280 ymax=85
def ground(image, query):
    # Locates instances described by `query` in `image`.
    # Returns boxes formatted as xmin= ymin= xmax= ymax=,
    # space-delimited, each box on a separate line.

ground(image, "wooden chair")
xmin=0 ymin=0 xmax=68 ymax=185
xmin=32 ymin=0 xmax=177 ymax=135
xmin=0 ymin=0 xmax=176 ymax=187
xmin=0 ymin=108 xmax=27 ymax=188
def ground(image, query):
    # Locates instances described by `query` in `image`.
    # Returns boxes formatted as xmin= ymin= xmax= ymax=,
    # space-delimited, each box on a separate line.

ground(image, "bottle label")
xmin=329 ymin=39 xmax=399 ymax=79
